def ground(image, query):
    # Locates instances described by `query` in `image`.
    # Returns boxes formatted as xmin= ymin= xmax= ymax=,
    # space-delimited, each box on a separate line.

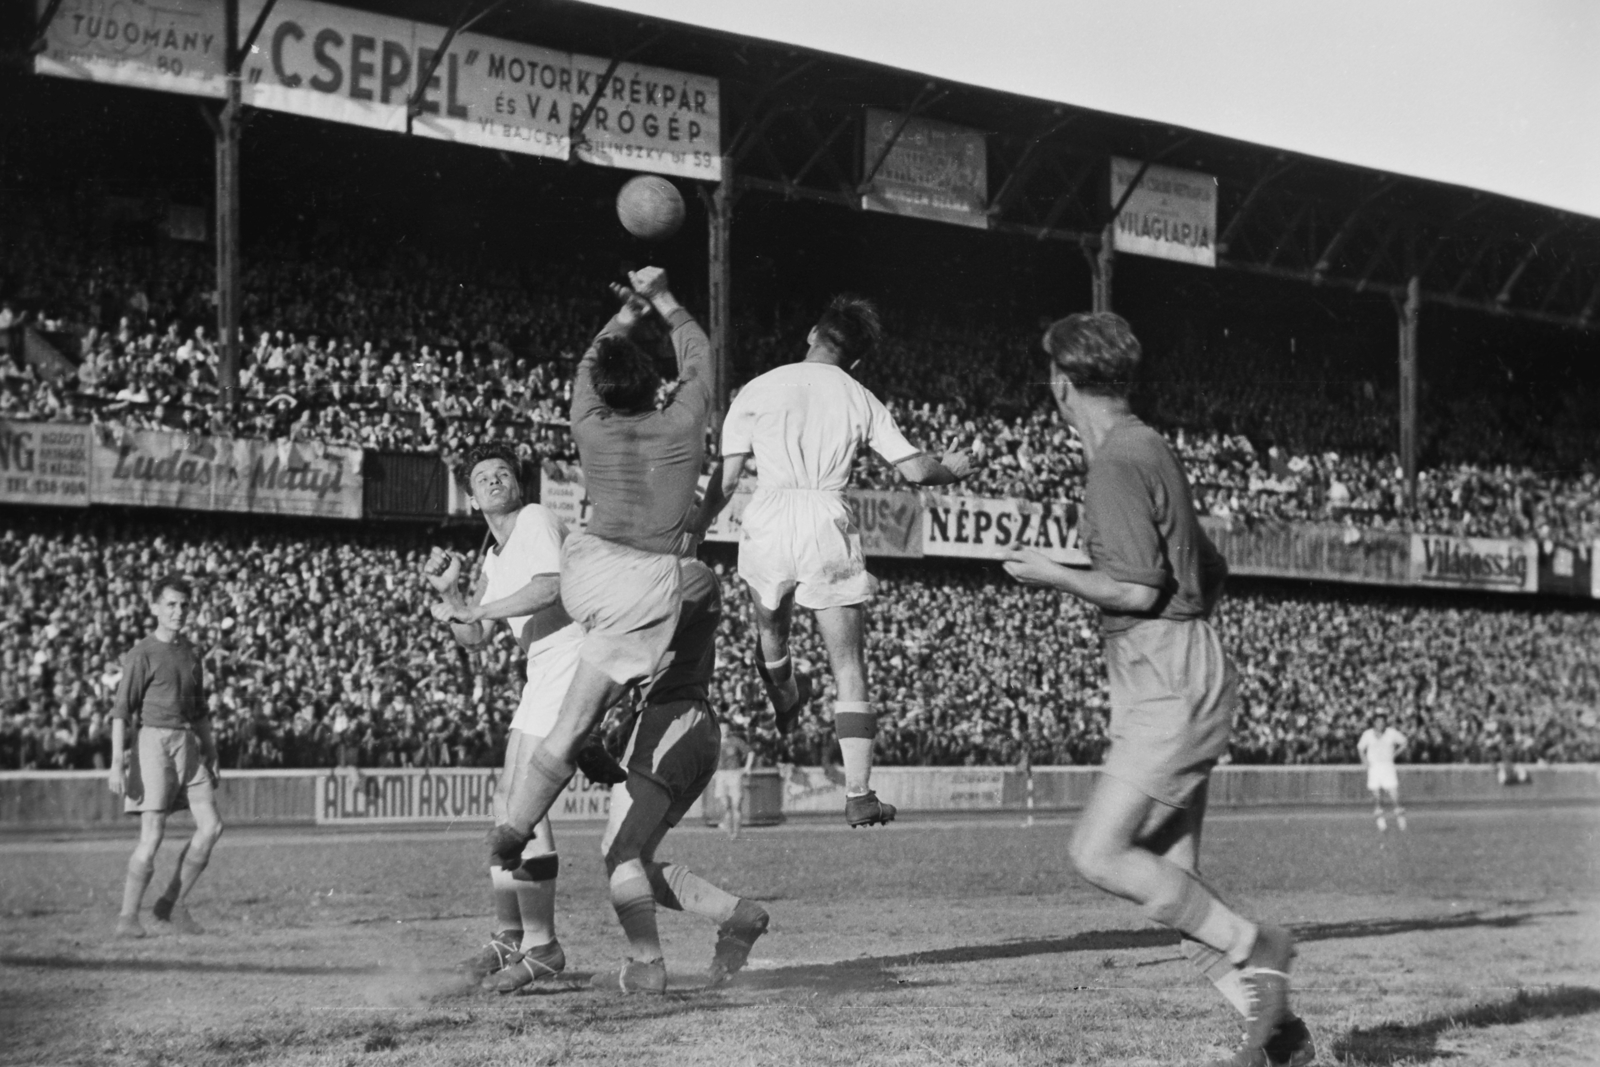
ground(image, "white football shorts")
xmin=737 ymin=488 xmax=877 ymax=611
xmin=510 ymin=623 xmax=585 ymax=737
xmin=1366 ymin=765 xmax=1400 ymax=794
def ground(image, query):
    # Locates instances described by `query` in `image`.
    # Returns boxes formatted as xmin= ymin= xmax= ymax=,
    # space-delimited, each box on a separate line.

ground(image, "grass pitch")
xmin=1 ymin=804 xmax=1597 ymax=1067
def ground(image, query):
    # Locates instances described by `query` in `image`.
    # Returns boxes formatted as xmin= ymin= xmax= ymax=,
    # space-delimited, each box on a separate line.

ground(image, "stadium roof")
xmin=580 ymin=0 xmax=1600 ymax=224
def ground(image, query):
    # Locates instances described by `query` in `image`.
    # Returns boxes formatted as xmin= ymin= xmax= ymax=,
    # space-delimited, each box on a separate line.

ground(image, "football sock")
xmin=490 ymin=865 xmax=521 ymax=932
xmin=121 ymin=855 xmax=155 ymax=918
xmin=645 ymin=861 xmax=740 ymax=924
xmin=1181 ymin=937 xmax=1251 ymax=1017
xmin=610 ymin=860 xmax=663 ymax=961
xmin=169 ymin=849 xmax=210 ymax=905
xmin=154 ymin=842 xmax=191 ymax=908
xmin=1144 ymin=869 xmax=1258 ymax=966
xmin=514 ymin=846 xmax=559 ymax=950
xmin=764 ymin=655 xmax=798 ymax=708
xmin=834 ymin=702 xmax=876 ymax=795
xmin=507 ymin=745 xmax=575 ymax=836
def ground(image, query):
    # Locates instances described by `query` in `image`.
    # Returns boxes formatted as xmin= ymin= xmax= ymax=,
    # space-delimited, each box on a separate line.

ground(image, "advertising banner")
xmin=861 ymin=108 xmax=988 ymax=229
xmin=1538 ymin=541 xmax=1594 ymax=599
xmin=237 ymin=0 xmax=722 ymax=180
xmin=315 ymin=767 xmax=618 ymax=824
xmin=0 ymin=421 xmax=92 ymax=508
xmin=34 ymin=0 xmax=228 ymax=99
xmin=212 ymin=437 xmax=363 ymax=518
xmin=1110 ymin=157 xmax=1218 ymax=267
xmin=538 ymin=465 xmax=589 ymax=529
xmin=1201 ymin=518 xmax=1413 ymax=586
xmin=90 ymin=428 xmax=362 ymax=518
xmin=922 ymin=494 xmax=1086 ymax=564
xmin=538 ymin=469 xmax=924 ymax=557
xmin=91 ymin=428 xmax=216 ymax=511
xmin=1409 ymin=533 xmax=1538 ymax=593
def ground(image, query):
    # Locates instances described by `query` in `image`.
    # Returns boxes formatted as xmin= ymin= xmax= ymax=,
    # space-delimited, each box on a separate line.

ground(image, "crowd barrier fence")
xmin=3 ymin=764 xmax=1594 ymax=831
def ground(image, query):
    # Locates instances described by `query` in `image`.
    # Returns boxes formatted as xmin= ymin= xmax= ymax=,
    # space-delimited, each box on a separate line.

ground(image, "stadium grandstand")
xmin=2 ymin=0 xmax=1597 ymax=774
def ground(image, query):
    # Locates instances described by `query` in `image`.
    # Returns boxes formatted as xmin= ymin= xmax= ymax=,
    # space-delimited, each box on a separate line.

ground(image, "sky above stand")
xmin=582 ymin=0 xmax=1600 ymax=221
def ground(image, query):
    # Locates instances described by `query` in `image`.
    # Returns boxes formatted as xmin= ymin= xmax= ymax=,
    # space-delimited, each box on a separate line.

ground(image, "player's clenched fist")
xmin=628 ymin=266 xmax=668 ymax=300
xmin=423 ymin=547 xmax=462 ymax=593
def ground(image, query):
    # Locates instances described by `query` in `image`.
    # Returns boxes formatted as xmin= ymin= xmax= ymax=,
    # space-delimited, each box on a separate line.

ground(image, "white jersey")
xmin=722 ymin=362 xmax=920 ymax=493
xmin=1357 ymin=727 xmax=1406 ymax=769
xmin=479 ymin=504 xmax=583 ymax=656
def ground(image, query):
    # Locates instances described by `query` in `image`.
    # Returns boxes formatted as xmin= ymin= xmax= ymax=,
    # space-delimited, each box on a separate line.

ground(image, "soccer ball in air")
xmin=616 ymin=175 xmax=685 ymax=241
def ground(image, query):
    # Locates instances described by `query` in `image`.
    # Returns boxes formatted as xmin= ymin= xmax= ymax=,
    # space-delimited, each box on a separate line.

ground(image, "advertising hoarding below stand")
xmin=0 ymin=421 xmax=92 ymax=508
xmin=34 ymin=0 xmax=228 ymax=99
xmin=1110 ymin=156 xmax=1218 ymax=267
xmin=922 ymin=493 xmax=1086 ymax=564
xmin=239 ymin=0 xmax=722 ymax=180
xmin=316 ymin=767 xmax=621 ymax=824
xmin=1409 ymin=533 xmax=1538 ymax=593
xmin=1538 ymin=541 xmax=1594 ymax=599
xmin=861 ymin=108 xmax=988 ymax=229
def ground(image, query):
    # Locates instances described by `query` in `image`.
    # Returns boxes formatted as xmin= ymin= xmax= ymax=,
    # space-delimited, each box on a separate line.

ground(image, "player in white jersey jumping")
xmin=1356 ymin=714 xmax=1408 ymax=831
xmin=425 ymin=442 xmax=586 ymax=993
xmin=696 ymin=295 xmax=973 ymax=827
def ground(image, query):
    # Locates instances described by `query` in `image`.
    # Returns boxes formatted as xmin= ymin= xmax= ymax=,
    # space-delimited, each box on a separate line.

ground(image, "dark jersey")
xmin=571 ymin=308 xmax=712 ymax=556
xmin=110 ymin=634 xmax=206 ymax=729
xmin=646 ymin=559 xmax=721 ymax=706
xmin=1081 ymin=414 xmax=1228 ymax=635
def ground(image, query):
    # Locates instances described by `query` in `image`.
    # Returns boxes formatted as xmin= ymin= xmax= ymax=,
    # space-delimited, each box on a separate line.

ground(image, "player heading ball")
xmin=694 ymin=294 xmax=975 ymax=827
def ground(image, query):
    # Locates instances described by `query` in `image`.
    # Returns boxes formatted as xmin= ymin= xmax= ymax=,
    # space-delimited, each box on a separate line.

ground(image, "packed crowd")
xmin=3 ymin=220 xmax=1598 ymax=541
xmin=3 ymin=511 xmax=1596 ymax=772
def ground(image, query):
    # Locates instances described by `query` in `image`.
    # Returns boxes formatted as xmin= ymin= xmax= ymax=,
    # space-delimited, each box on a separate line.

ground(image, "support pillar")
xmin=1087 ymin=223 xmax=1114 ymax=313
xmin=1397 ymin=274 xmax=1420 ymax=511
xmin=707 ymin=157 xmax=735 ymax=426
xmin=214 ymin=0 xmax=242 ymax=413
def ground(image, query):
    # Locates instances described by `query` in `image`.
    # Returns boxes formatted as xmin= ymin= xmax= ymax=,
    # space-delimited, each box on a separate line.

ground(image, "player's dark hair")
xmin=591 ymin=334 xmax=661 ymax=414
xmin=1042 ymin=312 xmax=1141 ymax=397
xmin=455 ymin=442 xmax=523 ymax=492
xmin=814 ymin=294 xmax=883 ymax=364
xmin=151 ymin=574 xmax=191 ymax=601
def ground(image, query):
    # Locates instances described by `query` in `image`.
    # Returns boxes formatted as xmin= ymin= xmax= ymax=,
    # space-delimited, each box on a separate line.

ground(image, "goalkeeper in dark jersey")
xmin=587 ymin=558 xmax=770 ymax=994
xmin=489 ymin=266 xmax=712 ymax=868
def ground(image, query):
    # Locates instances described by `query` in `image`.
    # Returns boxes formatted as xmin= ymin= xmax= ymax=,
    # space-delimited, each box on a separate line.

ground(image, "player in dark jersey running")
xmin=108 ymin=575 xmax=222 ymax=938
xmin=1002 ymin=313 xmax=1310 ymax=1067
xmin=589 ymin=558 xmax=770 ymax=993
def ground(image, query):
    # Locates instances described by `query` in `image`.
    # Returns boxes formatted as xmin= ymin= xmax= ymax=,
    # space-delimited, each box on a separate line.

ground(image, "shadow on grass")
xmin=1332 ymin=986 xmax=1600 ymax=1065
xmin=1 ymin=953 xmax=398 ymax=977
xmin=737 ymin=908 xmax=1573 ymax=990
xmin=1293 ymin=909 xmax=1573 ymax=946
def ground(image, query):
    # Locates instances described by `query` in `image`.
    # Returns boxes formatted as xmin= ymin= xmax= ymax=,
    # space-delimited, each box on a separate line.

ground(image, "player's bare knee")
xmin=604 ymin=835 xmax=645 ymax=872
xmin=1068 ymin=828 xmax=1115 ymax=887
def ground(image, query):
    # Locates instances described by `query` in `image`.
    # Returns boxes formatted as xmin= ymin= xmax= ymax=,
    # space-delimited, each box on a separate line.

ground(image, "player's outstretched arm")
xmin=459 ymin=574 xmax=562 ymax=625
xmin=895 ymin=445 xmax=976 ymax=486
xmin=1001 ymin=544 xmax=1160 ymax=612
xmin=630 ymin=266 xmax=712 ymax=402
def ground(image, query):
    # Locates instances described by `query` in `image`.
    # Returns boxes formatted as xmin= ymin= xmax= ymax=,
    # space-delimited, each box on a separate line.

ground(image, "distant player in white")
xmin=1357 ymin=714 xmax=1408 ymax=832
xmin=695 ymin=295 xmax=973 ymax=827
xmin=425 ymin=443 xmax=584 ymax=993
